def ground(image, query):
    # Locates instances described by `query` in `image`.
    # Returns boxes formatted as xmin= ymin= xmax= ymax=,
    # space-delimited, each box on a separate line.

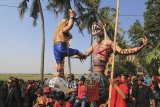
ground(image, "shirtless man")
xmin=52 ymin=9 xmax=85 ymax=77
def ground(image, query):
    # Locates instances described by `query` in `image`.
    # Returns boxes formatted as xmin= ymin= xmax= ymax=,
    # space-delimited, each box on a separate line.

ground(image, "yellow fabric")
xmin=37 ymin=97 xmax=44 ymax=104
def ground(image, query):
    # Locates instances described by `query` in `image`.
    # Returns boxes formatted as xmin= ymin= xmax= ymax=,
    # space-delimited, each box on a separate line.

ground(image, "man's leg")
xmin=81 ymin=97 xmax=86 ymax=107
xmin=57 ymin=60 xmax=65 ymax=78
xmin=69 ymin=94 xmax=77 ymax=105
xmin=57 ymin=68 xmax=65 ymax=78
xmin=67 ymin=48 xmax=85 ymax=59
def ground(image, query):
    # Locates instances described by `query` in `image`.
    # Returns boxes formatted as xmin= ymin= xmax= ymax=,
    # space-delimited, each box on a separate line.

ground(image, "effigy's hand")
xmin=70 ymin=55 xmax=86 ymax=62
xmin=69 ymin=9 xmax=76 ymax=18
xmin=79 ymin=58 xmax=84 ymax=63
xmin=79 ymin=55 xmax=87 ymax=62
xmin=136 ymin=36 xmax=148 ymax=46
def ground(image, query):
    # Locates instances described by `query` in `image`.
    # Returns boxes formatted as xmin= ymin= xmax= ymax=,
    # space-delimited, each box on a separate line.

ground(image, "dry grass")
xmin=0 ymin=74 xmax=53 ymax=81
xmin=0 ymin=73 xmax=88 ymax=81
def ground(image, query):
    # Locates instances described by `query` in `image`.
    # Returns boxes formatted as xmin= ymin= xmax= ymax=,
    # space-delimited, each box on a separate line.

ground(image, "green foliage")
xmin=115 ymin=59 xmax=137 ymax=75
xmin=144 ymin=0 xmax=160 ymax=46
xmin=145 ymin=44 xmax=160 ymax=64
xmin=46 ymin=0 xmax=100 ymax=18
xmin=77 ymin=6 xmax=116 ymax=38
xmin=18 ymin=0 xmax=28 ymax=20
xmin=128 ymin=0 xmax=160 ymax=75
xmin=128 ymin=20 xmax=144 ymax=46
xmin=18 ymin=0 xmax=40 ymax=26
xmin=30 ymin=0 xmax=39 ymax=26
xmin=46 ymin=0 xmax=72 ymax=19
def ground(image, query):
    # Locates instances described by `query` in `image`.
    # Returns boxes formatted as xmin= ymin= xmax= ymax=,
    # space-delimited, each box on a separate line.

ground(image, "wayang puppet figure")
xmin=52 ymin=9 xmax=85 ymax=77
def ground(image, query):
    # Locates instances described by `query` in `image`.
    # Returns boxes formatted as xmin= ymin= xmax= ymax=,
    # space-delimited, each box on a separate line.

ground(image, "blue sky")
xmin=0 ymin=0 xmax=146 ymax=74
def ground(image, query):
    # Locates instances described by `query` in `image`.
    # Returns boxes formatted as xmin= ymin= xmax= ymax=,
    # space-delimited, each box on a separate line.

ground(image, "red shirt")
xmin=77 ymin=85 xmax=86 ymax=99
xmin=110 ymin=83 xmax=128 ymax=107
xmin=53 ymin=101 xmax=62 ymax=107
xmin=65 ymin=102 xmax=72 ymax=107
xmin=53 ymin=101 xmax=71 ymax=107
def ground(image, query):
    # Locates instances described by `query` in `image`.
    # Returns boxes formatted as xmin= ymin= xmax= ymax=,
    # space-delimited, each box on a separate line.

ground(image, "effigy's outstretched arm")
xmin=85 ymin=43 xmax=97 ymax=57
xmin=113 ymin=36 xmax=147 ymax=55
xmin=62 ymin=9 xmax=76 ymax=33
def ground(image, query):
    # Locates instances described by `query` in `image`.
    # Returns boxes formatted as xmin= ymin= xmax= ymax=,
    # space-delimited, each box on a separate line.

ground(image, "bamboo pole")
xmin=107 ymin=0 xmax=120 ymax=107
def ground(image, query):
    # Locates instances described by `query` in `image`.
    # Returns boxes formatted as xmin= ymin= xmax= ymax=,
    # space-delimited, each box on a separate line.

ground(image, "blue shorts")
xmin=54 ymin=42 xmax=79 ymax=64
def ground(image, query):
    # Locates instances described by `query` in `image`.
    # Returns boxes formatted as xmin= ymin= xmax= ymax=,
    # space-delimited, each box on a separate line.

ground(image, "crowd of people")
xmin=104 ymin=74 xmax=160 ymax=107
xmin=0 ymin=73 xmax=160 ymax=107
xmin=0 ymin=74 xmax=87 ymax=107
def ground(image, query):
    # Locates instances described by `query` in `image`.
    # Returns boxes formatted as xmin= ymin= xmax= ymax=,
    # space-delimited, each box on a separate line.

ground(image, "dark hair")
xmin=55 ymin=91 xmax=65 ymax=101
xmin=0 ymin=80 xmax=4 ymax=86
xmin=137 ymin=76 xmax=144 ymax=81
xmin=78 ymin=75 xmax=86 ymax=82
xmin=113 ymin=73 xmax=121 ymax=78
xmin=68 ymin=73 xmax=74 ymax=79
xmin=121 ymin=74 xmax=128 ymax=80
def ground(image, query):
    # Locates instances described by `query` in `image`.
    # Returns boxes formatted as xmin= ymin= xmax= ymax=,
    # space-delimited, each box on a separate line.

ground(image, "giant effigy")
xmin=84 ymin=22 xmax=147 ymax=106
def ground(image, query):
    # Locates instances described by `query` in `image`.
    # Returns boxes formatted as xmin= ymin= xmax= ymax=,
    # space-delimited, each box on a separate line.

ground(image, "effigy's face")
xmin=92 ymin=23 xmax=104 ymax=37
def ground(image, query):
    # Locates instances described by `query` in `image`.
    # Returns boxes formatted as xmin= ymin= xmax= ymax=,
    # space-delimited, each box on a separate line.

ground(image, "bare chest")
xmin=93 ymin=41 xmax=112 ymax=60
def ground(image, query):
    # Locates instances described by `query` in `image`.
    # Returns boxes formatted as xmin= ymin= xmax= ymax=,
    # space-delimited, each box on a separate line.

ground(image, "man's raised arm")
xmin=62 ymin=9 xmax=76 ymax=33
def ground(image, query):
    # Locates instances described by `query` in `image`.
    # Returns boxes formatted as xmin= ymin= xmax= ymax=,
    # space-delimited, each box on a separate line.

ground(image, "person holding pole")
xmin=100 ymin=74 xmax=128 ymax=107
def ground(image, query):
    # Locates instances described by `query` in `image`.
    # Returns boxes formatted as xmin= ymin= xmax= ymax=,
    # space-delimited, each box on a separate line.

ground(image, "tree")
xmin=46 ymin=0 xmax=99 ymax=19
xmin=145 ymin=44 xmax=160 ymax=75
xmin=128 ymin=0 xmax=160 ymax=75
xmin=115 ymin=60 xmax=137 ymax=76
xmin=128 ymin=20 xmax=144 ymax=46
xmin=144 ymin=0 xmax=160 ymax=47
xmin=18 ymin=0 xmax=46 ymax=84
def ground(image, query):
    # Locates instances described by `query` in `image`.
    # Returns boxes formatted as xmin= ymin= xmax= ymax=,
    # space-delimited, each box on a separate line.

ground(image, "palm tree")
xmin=18 ymin=0 xmax=45 ymax=85
xmin=46 ymin=0 xmax=99 ymax=18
